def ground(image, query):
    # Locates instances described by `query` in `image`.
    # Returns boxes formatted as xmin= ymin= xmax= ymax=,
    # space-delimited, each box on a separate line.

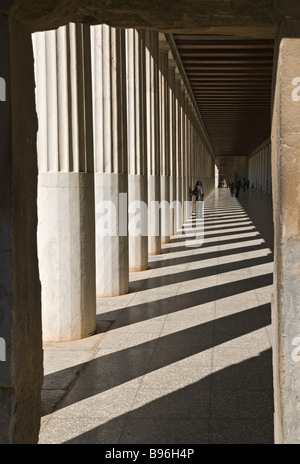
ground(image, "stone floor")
xmin=39 ymin=187 xmax=274 ymax=444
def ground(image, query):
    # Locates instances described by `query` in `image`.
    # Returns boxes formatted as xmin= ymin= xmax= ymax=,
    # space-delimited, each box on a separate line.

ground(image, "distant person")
xmin=193 ymin=180 xmax=204 ymax=201
xmin=228 ymin=180 xmax=234 ymax=197
xmin=235 ymin=179 xmax=241 ymax=198
xmin=242 ymin=178 xmax=246 ymax=192
xmin=193 ymin=180 xmax=204 ymax=218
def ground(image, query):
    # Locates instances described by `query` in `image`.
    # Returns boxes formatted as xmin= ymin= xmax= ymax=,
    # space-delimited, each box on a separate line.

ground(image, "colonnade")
xmin=32 ymin=24 xmax=215 ymax=342
xmin=248 ymin=138 xmax=272 ymax=194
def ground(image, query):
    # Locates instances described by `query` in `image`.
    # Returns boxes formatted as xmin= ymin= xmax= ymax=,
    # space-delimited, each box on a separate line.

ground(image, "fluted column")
xmin=92 ymin=25 xmax=129 ymax=296
xmin=175 ymin=67 xmax=183 ymax=230
xmin=126 ymin=29 xmax=148 ymax=271
xmin=168 ymin=56 xmax=177 ymax=235
xmin=190 ymin=107 xmax=196 ymax=213
xmin=33 ymin=24 xmax=96 ymax=341
xmin=159 ymin=34 xmax=170 ymax=244
xmin=185 ymin=96 xmax=192 ymax=221
xmin=145 ymin=30 xmax=161 ymax=255
xmin=180 ymin=83 xmax=187 ymax=222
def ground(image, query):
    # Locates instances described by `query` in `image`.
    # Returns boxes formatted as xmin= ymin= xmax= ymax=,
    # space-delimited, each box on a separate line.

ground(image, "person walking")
xmin=235 ymin=178 xmax=241 ymax=198
xmin=193 ymin=180 xmax=205 ymax=218
xmin=228 ymin=180 xmax=234 ymax=197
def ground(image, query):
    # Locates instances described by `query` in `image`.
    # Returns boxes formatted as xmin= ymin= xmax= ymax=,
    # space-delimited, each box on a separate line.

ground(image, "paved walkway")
xmin=39 ymin=188 xmax=274 ymax=444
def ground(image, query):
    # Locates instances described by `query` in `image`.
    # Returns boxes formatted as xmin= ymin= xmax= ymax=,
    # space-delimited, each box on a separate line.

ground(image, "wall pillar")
xmin=126 ymin=29 xmax=148 ymax=271
xmin=33 ymin=24 xmax=96 ymax=341
xmin=0 ymin=16 xmax=43 ymax=443
xmin=271 ymin=19 xmax=300 ymax=444
xmin=92 ymin=25 xmax=129 ymax=296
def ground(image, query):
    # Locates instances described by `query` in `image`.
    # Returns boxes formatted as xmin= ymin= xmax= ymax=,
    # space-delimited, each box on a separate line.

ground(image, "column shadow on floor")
xmin=43 ymin=302 xmax=272 ymax=413
xmin=131 ymin=254 xmax=273 ymax=292
xmin=94 ymin=271 xmax=273 ymax=330
xmin=62 ymin=348 xmax=274 ymax=444
xmin=148 ymin=242 xmax=271 ymax=270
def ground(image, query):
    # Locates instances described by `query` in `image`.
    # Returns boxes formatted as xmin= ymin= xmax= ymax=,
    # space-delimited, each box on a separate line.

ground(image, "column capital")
xmin=174 ymin=67 xmax=183 ymax=82
xmin=159 ymin=32 xmax=170 ymax=53
xmin=180 ymin=81 xmax=189 ymax=97
xmin=168 ymin=57 xmax=177 ymax=69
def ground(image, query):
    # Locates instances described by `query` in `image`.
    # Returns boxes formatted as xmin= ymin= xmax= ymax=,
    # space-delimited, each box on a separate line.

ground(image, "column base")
xmin=38 ymin=172 xmax=96 ymax=341
xmin=161 ymin=175 xmax=170 ymax=244
xmin=95 ymin=172 xmax=129 ymax=297
xmin=148 ymin=174 xmax=161 ymax=255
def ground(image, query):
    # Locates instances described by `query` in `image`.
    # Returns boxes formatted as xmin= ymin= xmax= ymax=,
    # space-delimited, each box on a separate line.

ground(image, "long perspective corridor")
xmin=39 ymin=188 xmax=274 ymax=444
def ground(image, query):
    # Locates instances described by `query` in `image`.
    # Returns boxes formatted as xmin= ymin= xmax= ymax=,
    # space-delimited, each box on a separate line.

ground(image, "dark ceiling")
xmin=173 ymin=34 xmax=274 ymax=157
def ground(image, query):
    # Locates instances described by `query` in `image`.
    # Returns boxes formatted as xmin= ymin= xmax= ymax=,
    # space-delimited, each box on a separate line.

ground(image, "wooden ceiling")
xmin=173 ymin=34 xmax=274 ymax=157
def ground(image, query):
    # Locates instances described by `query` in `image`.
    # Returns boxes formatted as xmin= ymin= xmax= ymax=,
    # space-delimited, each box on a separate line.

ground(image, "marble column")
xmin=91 ymin=25 xmax=129 ymax=296
xmin=0 ymin=16 xmax=43 ymax=444
xmin=190 ymin=108 xmax=197 ymax=212
xmin=159 ymin=34 xmax=171 ymax=244
xmin=175 ymin=68 xmax=183 ymax=230
xmin=168 ymin=56 xmax=177 ymax=235
xmin=271 ymin=19 xmax=300 ymax=444
xmin=145 ymin=30 xmax=161 ymax=255
xmin=126 ymin=29 xmax=148 ymax=271
xmin=185 ymin=96 xmax=192 ymax=221
xmin=33 ymin=24 xmax=96 ymax=341
xmin=180 ymin=83 xmax=188 ymax=222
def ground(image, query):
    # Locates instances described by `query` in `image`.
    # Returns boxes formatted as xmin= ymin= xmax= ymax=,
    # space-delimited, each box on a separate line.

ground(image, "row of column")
xmin=32 ymin=25 xmax=214 ymax=342
xmin=248 ymin=139 xmax=272 ymax=194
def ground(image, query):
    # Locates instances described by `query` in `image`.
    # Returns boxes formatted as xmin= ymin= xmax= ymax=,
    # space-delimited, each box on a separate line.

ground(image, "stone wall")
xmin=215 ymin=155 xmax=248 ymax=187
xmin=249 ymin=139 xmax=272 ymax=194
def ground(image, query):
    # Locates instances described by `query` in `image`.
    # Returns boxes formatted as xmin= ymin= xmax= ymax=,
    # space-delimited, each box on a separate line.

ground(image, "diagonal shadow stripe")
xmin=161 ymin=234 xmax=266 ymax=254
xmin=148 ymin=243 xmax=271 ymax=269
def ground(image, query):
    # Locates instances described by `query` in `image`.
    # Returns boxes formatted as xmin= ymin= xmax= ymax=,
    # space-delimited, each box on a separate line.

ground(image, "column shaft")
xmin=159 ymin=35 xmax=170 ymax=244
xmin=145 ymin=30 xmax=161 ymax=255
xmin=126 ymin=29 xmax=148 ymax=271
xmin=92 ymin=25 xmax=129 ymax=296
xmin=168 ymin=58 xmax=177 ymax=235
xmin=175 ymin=69 xmax=183 ymax=230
